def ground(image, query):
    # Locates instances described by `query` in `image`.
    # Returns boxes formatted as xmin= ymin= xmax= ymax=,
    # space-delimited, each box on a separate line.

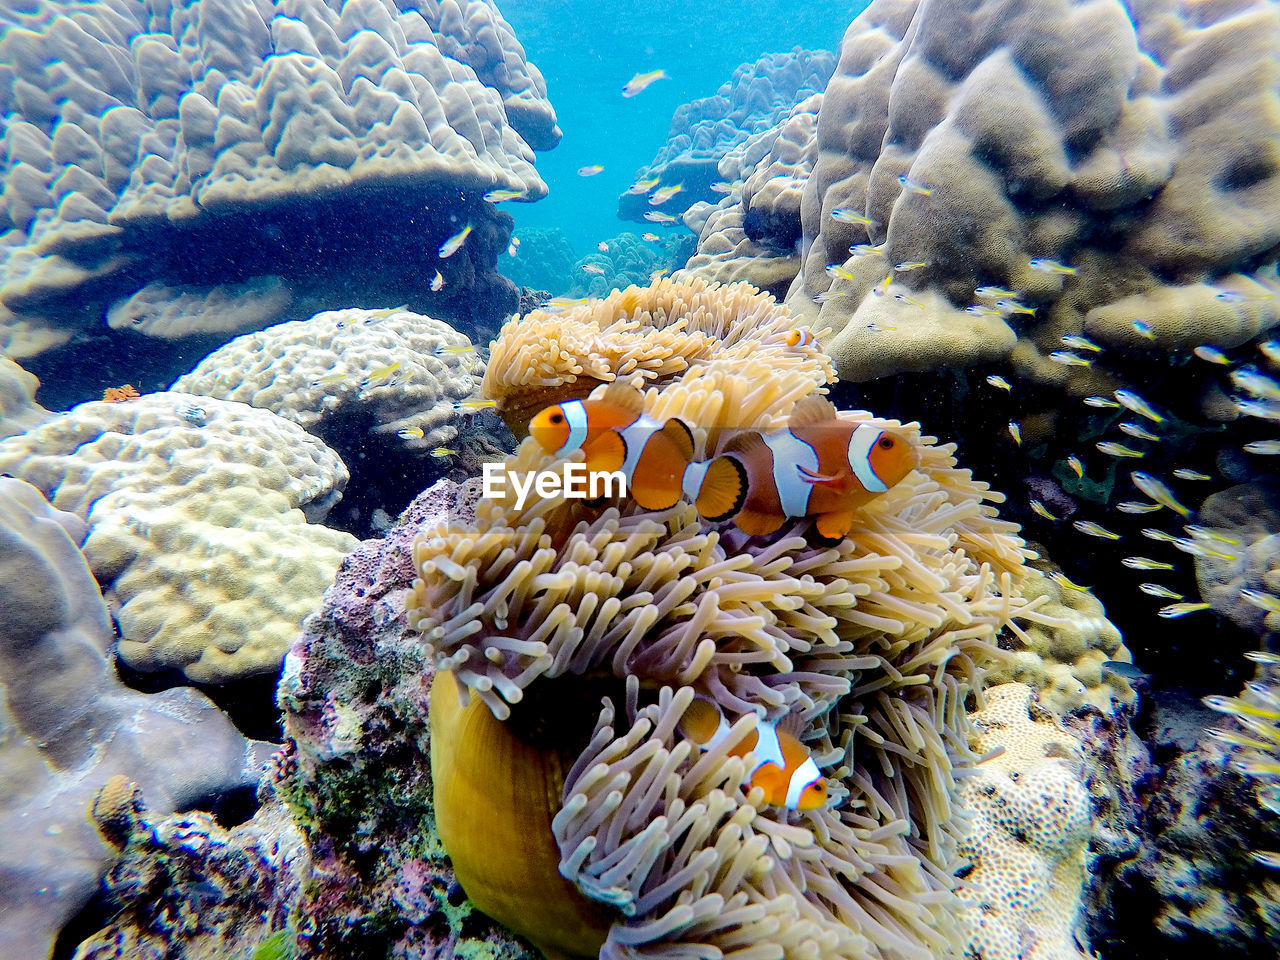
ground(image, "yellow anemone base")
xmin=429 ymin=669 xmax=613 ymax=959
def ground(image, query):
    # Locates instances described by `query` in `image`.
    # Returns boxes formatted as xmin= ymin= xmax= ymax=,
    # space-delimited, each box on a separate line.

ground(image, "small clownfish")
xmin=770 ymin=328 xmax=818 ymax=349
xmin=682 ymin=396 xmax=916 ymax=541
xmin=528 ymin=383 xmax=696 ymax=511
xmin=678 ymin=698 xmax=827 ymax=811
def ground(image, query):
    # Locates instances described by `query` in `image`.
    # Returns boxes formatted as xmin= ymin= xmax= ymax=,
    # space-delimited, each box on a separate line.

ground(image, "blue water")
xmin=499 ymin=0 xmax=866 ymax=253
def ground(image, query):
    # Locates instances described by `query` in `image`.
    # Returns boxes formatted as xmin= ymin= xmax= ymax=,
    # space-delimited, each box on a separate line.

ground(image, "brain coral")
xmin=617 ymin=48 xmax=834 ymax=223
xmin=481 ymin=276 xmax=835 ymax=431
xmin=0 ymin=0 xmax=558 ymax=357
xmin=960 ymin=683 xmax=1092 ymax=960
xmin=410 ymin=345 xmax=1035 ymax=958
xmin=173 ymin=306 xmax=483 ymax=453
xmin=684 ymin=0 xmax=1280 ymax=389
xmin=0 ymin=478 xmax=271 ymax=959
xmin=0 ymin=393 xmax=359 ymax=682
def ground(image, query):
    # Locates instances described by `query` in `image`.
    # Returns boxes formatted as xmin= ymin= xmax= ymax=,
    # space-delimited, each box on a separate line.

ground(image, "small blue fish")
xmin=1193 ymin=345 xmax=1230 ymax=365
xmin=1029 ymin=257 xmax=1076 ymax=275
xmin=1131 ymin=319 xmax=1156 ymax=340
xmin=438 ymin=224 xmax=472 ymax=259
xmin=831 ymin=209 xmax=875 ymax=226
xmin=897 ymin=175 xmax=931 ymax=195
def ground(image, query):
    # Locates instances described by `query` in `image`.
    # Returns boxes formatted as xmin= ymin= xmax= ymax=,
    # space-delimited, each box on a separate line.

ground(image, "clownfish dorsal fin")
xmin=599 ymin=380 xmax=646 ymax=415
xmin=723 ymin=430 xmax=768 ymax=458
xmin=787 ymin=394 xmax=839 ymax=428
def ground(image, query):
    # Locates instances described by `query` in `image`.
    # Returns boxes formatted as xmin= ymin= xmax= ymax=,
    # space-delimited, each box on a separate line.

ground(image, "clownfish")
xmin=530 ymin=391 xmax=914 ymax=542
xmin=682 ymin=395 xmax=916 ymax=541
xmin=679 ymin=698 xmax=827 ymax=811
xmin=528 ymin=383 xmax=695 ymax=510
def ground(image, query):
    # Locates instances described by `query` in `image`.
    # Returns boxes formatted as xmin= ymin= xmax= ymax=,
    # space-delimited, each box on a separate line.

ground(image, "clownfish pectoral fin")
xmin=692 ymin=456 xmax=748 ymax=522
xmin=584 ymin=430 xmax=627 ymax=474
xmin=734 ymin=507 xmax=786 ymax=537
xmin=599 ymin=381 xmax=646 ymax=415
xmin=786 ymin=394 xmax=839 ymax=428
xmin=749 ymin=762 xmax=787 ymax=807
xmin=814 ymin=509 xmax=855 ymax=542
xmin=796 ymin=464 xmax=842 ymax=485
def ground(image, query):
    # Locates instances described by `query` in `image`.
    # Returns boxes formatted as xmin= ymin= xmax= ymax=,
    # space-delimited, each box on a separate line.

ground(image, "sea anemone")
xmin=410 ymin=348 xmax=1033 ymax=957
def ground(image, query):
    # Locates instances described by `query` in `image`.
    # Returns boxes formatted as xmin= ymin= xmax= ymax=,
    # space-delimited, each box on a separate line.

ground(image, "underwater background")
xmin=1 ymin=1 xmax=1279 ymax=960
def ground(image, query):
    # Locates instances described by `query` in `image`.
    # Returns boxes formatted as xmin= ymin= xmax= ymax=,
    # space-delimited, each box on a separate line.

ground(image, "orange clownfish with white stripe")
xmin=529 ymin=389 xmax=915 ymax=542
xmin=528 ymin=383 xmax=695 ymax=510
xmin=683 ymin=395 xmax=916 ymax=541
xmin=679 ymin=698 xmax=827 ymax=811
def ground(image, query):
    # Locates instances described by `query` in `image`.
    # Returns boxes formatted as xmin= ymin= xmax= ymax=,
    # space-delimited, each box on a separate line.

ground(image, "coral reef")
xmin=679 ymin=91 xmax=825 ymax=300
xmin=0 ymin=393 xmax=358 ymax=682
xmin=173 ymin=307 xmax=483 ymax=454
xmin=0 ymin=0 xmax=558 ymax=360
xmin=618 ymin=48 xmax=834 ymax=222
xmin=1192 ymin=481 xmax=1280 ymax=637
xmin=277 ymin=478 xmax=535 ymax=959
xmin=565 ymin=233 xmax=695 ymax=299
xmin=1113 ymin=714 xmax=1280 ymax=957
xmin=480 ymin=276 xmax=834 ymax=431
xmin=502 ymin=226 xmax=580 ymax=294
xmin=0 ymin=355 xmax=50 ymax=439
xmin=986 ymin=566 xmax=1134 ymax=716
xmin=72 ymin=779 xmax=307 ymax=960
xmin=782 ymin=0 xmax=1280 ymax=385
xmin=960 ymin=683 xmax=1092 ymax=960
xmin=0 ymin=478 xmax=272 ymax=959
xmin=410 ymin=350 xmax=1033 ymax=957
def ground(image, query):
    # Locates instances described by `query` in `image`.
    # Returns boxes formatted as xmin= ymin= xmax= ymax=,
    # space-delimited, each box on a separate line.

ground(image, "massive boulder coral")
xmin=0 ymin=393 xmax=359 ymax=683
xmin=0 ymin=478 xmax=272 ymax=959
xmin=0 ymin=0 xmax=559 ymax=358
xmin=480 ymin=276 xmax=835 ymax=431
xmin=618 ymin=48 xmax=834 ymax=222
xmin=1190 ymin=481 xmax=1280 ymax=638
xmin=0 ymin=355 xmax=51 ymax=439
xmin=781 ymin=0 xmax=1280 ymax=384
xmin=410 ymin=351 xmax=1034 ymax=958
xmin=679 ymin=91 xmax=825 ymax=301
xmin=173 ymin=306 xmax=483 ymax=454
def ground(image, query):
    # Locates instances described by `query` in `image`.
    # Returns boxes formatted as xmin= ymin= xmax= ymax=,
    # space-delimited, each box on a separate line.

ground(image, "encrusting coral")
xmin=173 ymin=306 xmax=483 ymax=453
xmin=960 ymin=683 xmax=1092 ymax=960
xmin=669 ymin=0 xmax=1280 ymax=394
xmin=480 ymin=276 xmax=835 ymax=433
xmin=0 ymin=393 xmax=358 ymax=683
xmin=411 ymin=342 xmax=1038 ymax=958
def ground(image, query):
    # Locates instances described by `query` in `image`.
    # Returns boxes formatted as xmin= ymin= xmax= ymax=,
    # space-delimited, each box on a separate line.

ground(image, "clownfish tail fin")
xmin=787 ymin=394 xmax=838 ymax=428
xmin=690 ymin=455 xmax=748 ymax=522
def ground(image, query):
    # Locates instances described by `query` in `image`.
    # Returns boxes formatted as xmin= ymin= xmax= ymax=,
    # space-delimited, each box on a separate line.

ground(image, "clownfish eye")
xmin=550 ymin=413 xmax=564 ymax=424
xmin=878 ymin=436 xmax=895 ymax=449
